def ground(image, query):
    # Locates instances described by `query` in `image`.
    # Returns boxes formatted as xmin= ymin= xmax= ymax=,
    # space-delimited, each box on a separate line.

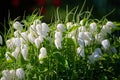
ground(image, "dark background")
xmin=0 ymin=0 xmax=120 ymax=33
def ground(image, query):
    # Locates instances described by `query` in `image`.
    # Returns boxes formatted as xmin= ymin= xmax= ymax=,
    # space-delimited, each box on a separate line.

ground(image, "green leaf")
xmin=53 ymin=51 xmax=65 ymax=65
xmin=7 ymin=53 xmax=16 ymax=62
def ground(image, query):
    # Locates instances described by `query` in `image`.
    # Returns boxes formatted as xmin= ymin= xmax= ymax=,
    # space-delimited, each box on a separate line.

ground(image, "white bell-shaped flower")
xmin=54 ymin=38 xmax=62 ymax=49
xmin=6 ymin=39 xmax=14 ymax=50
xmin=20 ymin=31 xmax=28 ymax=41
xmin=57 ymin=23 xmax=66 ymax=32
xmin=106 ymin=21 xmax=115 ymax=28
xmin=13 ymin=21 xmax=23 ymax=31
xmin=16 ymin=68 xmax=25 ymax=80
xmin=39 ymin=47 xmax=47 ymax=63
xmin=36 ymin=24 xmax=42 ymax=36
xmin=13 ymin=38 xmax=21 ymax=47
xmin=84 ymin=32 xmax=92 ymax=41
xmin=14 ymin=30 xmax=21 ymax=38
xmin=9 ymin=70 xmax=16 ymax=80
xmin=55 ymin=31 xmax=62 ymax=41
xmin=89 ymin=22 xmax=97 ymax=32
xmin=21 ymin=44 xmax=28 ymax=60
xmin=78 ymin=32 xmax=85 ymax=40
xmin=12 ymin=47 xmax=20 ymax=59
xmin=28 ymin=33 xmax=36 ymax=44
xmin=34 ymin=36 xmax=43 ymax=48
xmin=2 ymin=70 xmax=11 ymax=80
xmin=101 ymin=39 xmax=110 ymax=50
xmin=42 ymin=23 xmax=50 ymax=32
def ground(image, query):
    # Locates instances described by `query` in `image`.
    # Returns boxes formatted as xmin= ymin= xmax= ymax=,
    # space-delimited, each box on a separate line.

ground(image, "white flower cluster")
xmin=5 ymin=19 xmax=117 ymax=65
xmin=5 ymin=19 xmax=50 ymax=61
xmin=0 ymin=68 xmax=25 ymax=80
xmin=66 ymin=20 xmax=117 ymax=63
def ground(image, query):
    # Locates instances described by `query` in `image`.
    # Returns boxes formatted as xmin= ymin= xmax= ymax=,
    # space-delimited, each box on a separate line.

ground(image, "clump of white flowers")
xmin=0 ymin=68 xmax=25 ymax=80
xmin=2 ymin=16 xmax=118 ymax=79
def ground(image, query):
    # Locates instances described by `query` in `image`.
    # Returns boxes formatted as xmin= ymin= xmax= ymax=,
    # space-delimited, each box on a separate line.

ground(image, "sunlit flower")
xmin=14 ymin=30 xmax=21 ymax=38
xmin=78 ymin=32 xmax=85 ymax=40
xmin=6 ymin=39 xmax=14 ymax=50
xmin=2 ymin=70 xmax=11 ymax=80
xmin=0 ymin=35 xmax=3 ymax=45
xmin=89 ymin=22 xmax=97 ymax=32
xmin=42 ymin=23 xmax=50 ymax=33
xmin=21 ymin=44 xmax=28 ymax=60
xmin=36 ymin=24 xmax=42 ymax=36
xmin=13 ymin=38 xmax=21 ymax=47
xmin=106 ymin=21 xmax=115 ymax=28
xmin=34 ymin=36 xmax=43 ymax=48
xmin=9 ymin=70 xmax=16 ymax=80
xmin=55 ymin=31 xmax=62 ymax=41
xmin=84 ymin=32 xmax=92 ymax=41
xmin=20 ymin=31 xmax=28 ymax=41
xmin=101 ymin=39 xmax=110 ymax=50
xmin=12 ymin=47 xmax=20 ymax=59
xmin=13 ymin=21 xmax=23 ymax=31
xmin=54 ymin=39 xmax=62 ymax=49
xmin=28 ymin=33 xmax=36 ymax=44
xmin=39 ymin=47 xmax=47 ymax=63
xmin=16 ymin=68 xmax=25 ymax=80
xmin=57 ymin=23 xmax=66 ymax=32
